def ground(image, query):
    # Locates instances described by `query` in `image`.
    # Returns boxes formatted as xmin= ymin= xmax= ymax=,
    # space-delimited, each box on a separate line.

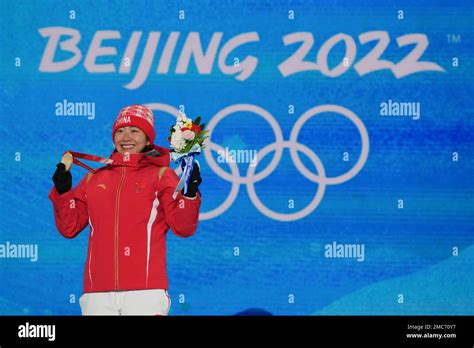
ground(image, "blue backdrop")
xmin=0 ymin=0 xmax=473 ymax=315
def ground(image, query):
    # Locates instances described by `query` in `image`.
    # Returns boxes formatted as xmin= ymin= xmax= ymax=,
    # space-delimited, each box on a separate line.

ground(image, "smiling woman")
xmin=111 ymin=105 xmax=156 ymax=154
xmin=49 ymin=104 xmax=203 ymax=315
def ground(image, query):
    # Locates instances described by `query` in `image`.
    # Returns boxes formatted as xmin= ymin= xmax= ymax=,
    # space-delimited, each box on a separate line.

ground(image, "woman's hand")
xmin=52 ymin=152 xmax=73 ymax=194
xmin=182 ymin=163 xmax=202 ymax=198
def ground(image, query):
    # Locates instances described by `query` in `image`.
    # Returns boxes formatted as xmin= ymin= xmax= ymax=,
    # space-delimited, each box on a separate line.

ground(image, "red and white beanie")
xmin=112 ymin=104 xmax=156 ymax=144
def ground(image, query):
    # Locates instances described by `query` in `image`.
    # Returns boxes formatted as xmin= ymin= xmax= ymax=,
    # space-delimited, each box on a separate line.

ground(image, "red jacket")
xmin=49 ymin=146 xmax=201 ymax=293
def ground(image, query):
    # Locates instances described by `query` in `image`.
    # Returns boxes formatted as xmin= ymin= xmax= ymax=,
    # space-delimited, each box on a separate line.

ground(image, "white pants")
xmin=79 ymin=289 xmax=171 ymax=315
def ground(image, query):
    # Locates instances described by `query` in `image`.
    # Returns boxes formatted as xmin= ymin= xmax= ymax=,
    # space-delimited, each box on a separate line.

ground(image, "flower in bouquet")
xmin=168 ymin=115 xmax=208 ymax=154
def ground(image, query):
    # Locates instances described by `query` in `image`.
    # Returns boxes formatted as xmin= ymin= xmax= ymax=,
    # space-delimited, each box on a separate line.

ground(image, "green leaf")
xmin=194 ymin=116 xmax=201 ymax=124
xmin=194 ymin=134 xmax=208 ymax=143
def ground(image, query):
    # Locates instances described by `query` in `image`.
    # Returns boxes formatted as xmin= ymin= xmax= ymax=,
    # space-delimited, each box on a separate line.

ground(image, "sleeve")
xmin=48 ymin=172 xmax=90 ymax=239
xmin=154 ymin=167 xmax=201 ymax=238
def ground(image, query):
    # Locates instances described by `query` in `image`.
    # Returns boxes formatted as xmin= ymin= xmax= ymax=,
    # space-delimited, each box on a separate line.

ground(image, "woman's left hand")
xmin=182 ymin=163 xmax=202 ymax=198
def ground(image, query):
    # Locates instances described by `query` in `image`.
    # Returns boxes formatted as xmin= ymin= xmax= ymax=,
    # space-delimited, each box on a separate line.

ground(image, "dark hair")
xmin=141 ymin=144 xmax=154 ymax=153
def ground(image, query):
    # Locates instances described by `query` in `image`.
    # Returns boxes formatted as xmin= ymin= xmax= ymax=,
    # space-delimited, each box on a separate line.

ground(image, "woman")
xmin=49 ymin=104 xmax=202 ymax=315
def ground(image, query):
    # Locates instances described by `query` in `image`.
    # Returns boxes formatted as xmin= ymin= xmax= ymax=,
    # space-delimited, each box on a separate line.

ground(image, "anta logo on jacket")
xmin=49 ymin=145 xmax=201 ymax=293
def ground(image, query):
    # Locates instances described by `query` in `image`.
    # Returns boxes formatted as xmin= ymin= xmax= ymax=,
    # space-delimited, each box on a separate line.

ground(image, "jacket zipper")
xmin=114 ymin=166 xmax=126 ymax=290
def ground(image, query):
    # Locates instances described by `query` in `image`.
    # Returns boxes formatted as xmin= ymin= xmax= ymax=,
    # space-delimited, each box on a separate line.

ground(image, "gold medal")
xmin=61 ymin=152 xmax=73 ymax=172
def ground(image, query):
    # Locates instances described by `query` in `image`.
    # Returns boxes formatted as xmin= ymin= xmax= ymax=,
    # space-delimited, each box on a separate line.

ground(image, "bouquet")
xmin=168 ymin=114 xmax=208 ymax=198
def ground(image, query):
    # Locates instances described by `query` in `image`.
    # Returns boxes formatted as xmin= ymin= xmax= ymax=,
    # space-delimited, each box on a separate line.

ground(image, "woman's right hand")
xmin=52 ymin=152 xmax=73 ymax=194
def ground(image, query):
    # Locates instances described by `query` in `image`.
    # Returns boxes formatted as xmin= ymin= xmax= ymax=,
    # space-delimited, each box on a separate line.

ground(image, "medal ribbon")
xmin=64 ymin=151 xmax=114 ymax=174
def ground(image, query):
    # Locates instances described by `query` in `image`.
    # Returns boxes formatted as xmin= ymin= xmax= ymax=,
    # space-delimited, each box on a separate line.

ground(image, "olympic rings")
xmin=146 ymin=102 xmax=370 ymax=221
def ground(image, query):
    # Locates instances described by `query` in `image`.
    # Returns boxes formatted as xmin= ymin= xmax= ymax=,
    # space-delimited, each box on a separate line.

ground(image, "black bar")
xmin=0 ymin=315 xmax=472 ymax=346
